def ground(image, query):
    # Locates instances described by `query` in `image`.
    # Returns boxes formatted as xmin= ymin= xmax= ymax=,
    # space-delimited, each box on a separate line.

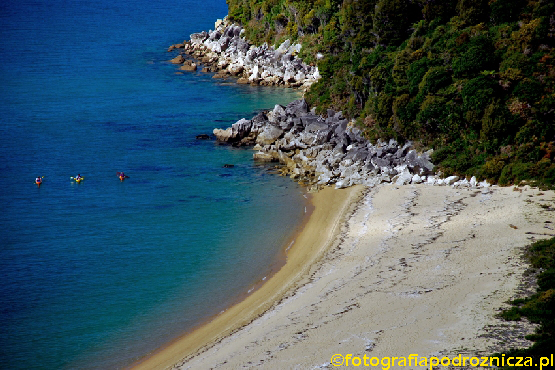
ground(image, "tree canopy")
xmin=227 ymin=0 xmax=555 ymax=187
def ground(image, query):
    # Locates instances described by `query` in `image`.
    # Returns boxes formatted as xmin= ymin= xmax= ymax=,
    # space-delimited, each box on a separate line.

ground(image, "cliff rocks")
xmin=167 ymin=18 xmax=320 ymax=90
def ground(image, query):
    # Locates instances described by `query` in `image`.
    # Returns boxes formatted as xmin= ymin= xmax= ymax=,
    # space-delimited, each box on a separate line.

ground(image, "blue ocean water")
xmin=0 ymin=1 xmax=306 ymax=368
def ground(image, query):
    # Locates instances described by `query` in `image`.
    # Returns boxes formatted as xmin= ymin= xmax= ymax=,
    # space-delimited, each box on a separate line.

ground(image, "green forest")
xmin=226 ymin=0 xmax=555 ymax=188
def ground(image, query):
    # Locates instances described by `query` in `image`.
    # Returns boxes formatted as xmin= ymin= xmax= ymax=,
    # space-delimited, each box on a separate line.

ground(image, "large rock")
xmin=444 ymin=175 xmax=459 ymax=185
xmin=305 ymin=120 xmax=329 ymax=132
xmin=405 ymin=149 xmax=434 ymax=175
xmin=395 ymin=170 xmax=413 ymax=185
xmin=285 ymin=99 xmax=308 ymax=116
xmin=256 ymin=125 xmax=283 ymax=145
xmin=180 ymin=64 xmax=197 ymax=71
xmin=190 ymin=31 xmax=208 ymax=45
xmin=196 ymin=21 xmax=439 ymax=188
xmin=253 ymin=151 xmax=275 ymax=161
xmin=213 ymin=118 xmax=252 ymax=143
xmin=170 ymin=55 xmax=185 ymax=64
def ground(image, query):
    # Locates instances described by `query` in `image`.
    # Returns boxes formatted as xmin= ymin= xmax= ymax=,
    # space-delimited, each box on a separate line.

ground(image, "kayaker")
xmin=36 ymin=177 xmax=42 ymax=184
xmin=75 ymin=174 xmax=82 ymax=180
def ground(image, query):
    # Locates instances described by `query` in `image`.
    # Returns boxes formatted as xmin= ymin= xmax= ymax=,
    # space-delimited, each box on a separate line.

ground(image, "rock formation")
xmin=169 ymin=21 xmax=492 ymax=191
xmin=167 ymin=18 xmax=320 ymax=90
xmin=213 ymin=99 xmax=492 ymax=190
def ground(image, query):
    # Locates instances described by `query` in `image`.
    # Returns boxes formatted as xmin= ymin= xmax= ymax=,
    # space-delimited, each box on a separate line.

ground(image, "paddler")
xmin=35 ymin=176 xmax=42 ymax=185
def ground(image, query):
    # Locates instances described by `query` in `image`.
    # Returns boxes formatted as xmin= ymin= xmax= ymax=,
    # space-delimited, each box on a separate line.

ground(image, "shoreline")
xmin=161 ymin=183 xmax=553 ymax=368
xmin=131 ymin=185 xmax=364 ymax=369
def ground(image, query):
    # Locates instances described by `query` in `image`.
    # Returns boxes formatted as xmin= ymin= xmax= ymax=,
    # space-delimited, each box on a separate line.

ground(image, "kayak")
xmin=117 ymin=172 xmax=129 ymax=181
xmin=35 ymin=180 xmax=42 ymax=186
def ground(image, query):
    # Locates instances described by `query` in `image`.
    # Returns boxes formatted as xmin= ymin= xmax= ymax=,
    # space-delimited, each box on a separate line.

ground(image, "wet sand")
xmin=132 ymin=185 xmax=363 ymax=369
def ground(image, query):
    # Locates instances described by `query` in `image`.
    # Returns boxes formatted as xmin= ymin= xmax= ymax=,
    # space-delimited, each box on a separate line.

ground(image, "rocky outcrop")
xmin=213 ymin=99 xmax=493 ymax=190
xmin=167 ymin=18 xmax=320 ymax=90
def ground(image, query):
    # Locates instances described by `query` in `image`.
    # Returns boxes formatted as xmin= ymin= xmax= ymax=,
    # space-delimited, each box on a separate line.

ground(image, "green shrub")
xmin=478 ymin=157 xmax=506 ymax=182
xmin=456 ymin=0 xmax=490 ymax=26
xmin=498 ymin=161 xmax=534 ymax=185
xmin=495 ymin=237 xmax=555 ymax=365
xmin=226 ymin=0 xmax=554 ymax=188
xmin=416 ymin=95 xmax=447 ymax=132
xmin=490 ymin=0 xmax=527 ymax=25
xmin=418 ymin=66 xmax=452 ymax=94
xmin=513 ymin=78 xmax=544 ymax=103
xmin=461 ymin=75 xmax=498 ymax=113
xmin=373 ymin=0 xmax=420 ymax=46
xmin=453 ymin=36 xmax=497 ymax=76
xmin=407 ymin=57 xmax=430 ymax=95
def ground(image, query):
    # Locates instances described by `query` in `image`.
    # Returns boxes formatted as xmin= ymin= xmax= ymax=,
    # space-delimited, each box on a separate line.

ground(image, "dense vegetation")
xmin=497 ymin=236 xmax=554 ymax=365
xmin=226 ymin=0 xmax=555 ymax=187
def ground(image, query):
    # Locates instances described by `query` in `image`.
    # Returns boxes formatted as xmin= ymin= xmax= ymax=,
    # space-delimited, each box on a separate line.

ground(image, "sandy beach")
xmin=134 ymin=184 xmax=554 ymax=369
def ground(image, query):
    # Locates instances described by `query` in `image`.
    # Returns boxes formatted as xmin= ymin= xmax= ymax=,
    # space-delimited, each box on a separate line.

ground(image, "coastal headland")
xmin=134 ymin=17 xmax=555 ymax=370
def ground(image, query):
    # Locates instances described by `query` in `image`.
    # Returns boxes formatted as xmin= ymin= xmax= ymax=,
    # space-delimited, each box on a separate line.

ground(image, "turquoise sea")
xmin=0 ymin=0 xmax=306 ymax=368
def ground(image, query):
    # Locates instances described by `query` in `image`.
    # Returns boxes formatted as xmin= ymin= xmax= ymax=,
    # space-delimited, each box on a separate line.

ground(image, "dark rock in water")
xmin=170 ymin=55 xmax=185 ymax=64
xmin=223 ymin=164 xmax=234 ymax=168
xmin=196 ymin=134 xmax=210 ymax=139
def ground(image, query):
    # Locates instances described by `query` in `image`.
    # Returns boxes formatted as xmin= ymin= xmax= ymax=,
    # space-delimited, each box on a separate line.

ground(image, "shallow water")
xmin=0 ymin=1 xmax=305 ymax=368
